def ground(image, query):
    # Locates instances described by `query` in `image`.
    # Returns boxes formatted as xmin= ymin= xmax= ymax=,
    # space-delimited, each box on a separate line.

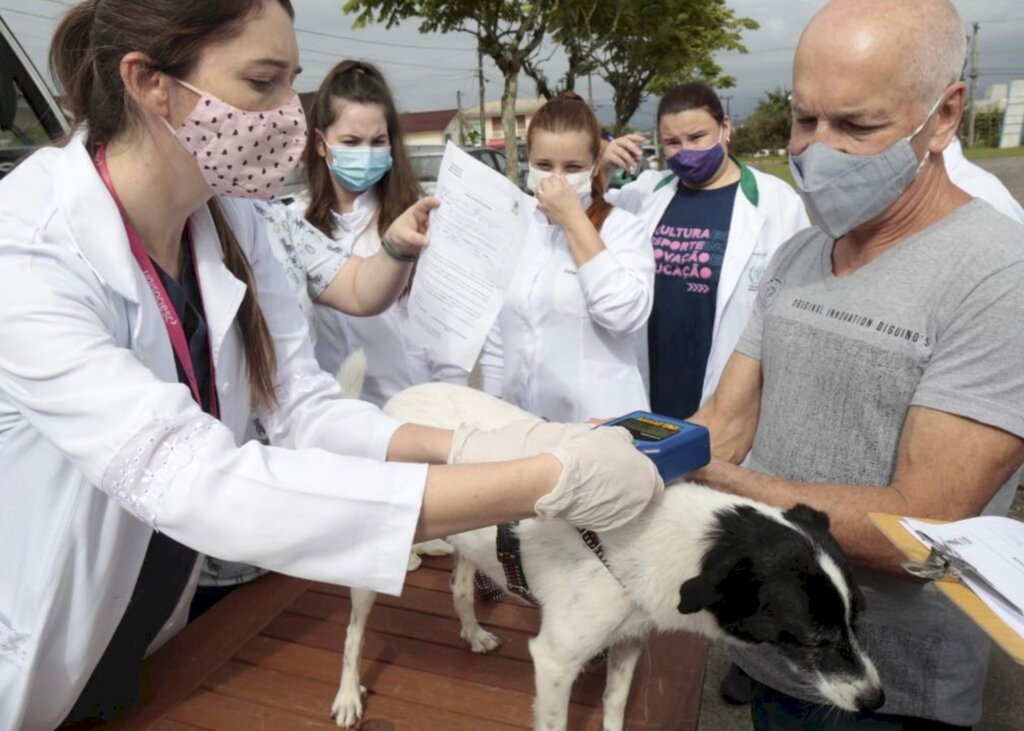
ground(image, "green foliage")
xmin=343 ymin=0 xmax=555 ymax=184
xmin=592 ymin=0 xmax=758 ymax=133
xmin=959 ymin=108 xmax=1004 ymax=148
xmin=730 ymin=87 xmax=791 ymax=155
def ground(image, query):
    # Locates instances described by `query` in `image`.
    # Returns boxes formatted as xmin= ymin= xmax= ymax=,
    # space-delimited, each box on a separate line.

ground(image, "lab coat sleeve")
xmin=0 ymin=227 xmax=424 ymax=595
xmin=226 ymin=199 xmax=417 ymax=463
xmin=479 ymin=318 xmax=505 ymax=397
xmin=576 ymin=209 xmax=655 ymax=335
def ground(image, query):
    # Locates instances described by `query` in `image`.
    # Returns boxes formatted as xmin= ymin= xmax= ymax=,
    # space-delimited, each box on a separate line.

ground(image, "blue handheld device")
xmin=603 ymin=411 xmax=710 ymax=483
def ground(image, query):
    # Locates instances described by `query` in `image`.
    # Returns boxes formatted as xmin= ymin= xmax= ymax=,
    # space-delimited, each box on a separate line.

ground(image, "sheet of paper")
xmin=407 ymin=142 xmax=536 ymax=371
xmin=901 ymin=516 xmax=1024 ymax=638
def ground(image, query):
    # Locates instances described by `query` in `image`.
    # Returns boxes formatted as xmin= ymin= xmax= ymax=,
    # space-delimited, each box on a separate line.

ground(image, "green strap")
xmin=651 ymin=155 xmax=760 ymax=207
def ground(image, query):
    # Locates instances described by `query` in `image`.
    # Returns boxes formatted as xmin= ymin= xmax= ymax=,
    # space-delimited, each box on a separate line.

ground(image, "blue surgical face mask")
xmin=324 ymin=140 xmax=393 ymax=192
xmin=788 ymin=94 xmax=944 ymax=239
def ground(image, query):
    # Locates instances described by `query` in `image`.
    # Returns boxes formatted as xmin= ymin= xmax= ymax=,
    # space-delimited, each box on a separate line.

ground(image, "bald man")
xmin=691 ymin=1 xmax=1024 ymax=728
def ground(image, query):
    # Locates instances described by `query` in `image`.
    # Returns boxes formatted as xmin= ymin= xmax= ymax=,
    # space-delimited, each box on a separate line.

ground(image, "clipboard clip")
xmin=901 ymin=547 xmax=961 ymax=581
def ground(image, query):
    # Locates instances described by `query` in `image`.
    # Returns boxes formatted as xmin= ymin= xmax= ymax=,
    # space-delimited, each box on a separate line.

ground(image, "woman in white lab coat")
xmin=480 ymin=92 xmax=655 ymax=422
xmin=289 ymin=60 xmax=435 ymax=406
xmin=0 ymin=3 xmax=660 ymax=728
xmin=603 ymin=82 xmax=810 ymax=418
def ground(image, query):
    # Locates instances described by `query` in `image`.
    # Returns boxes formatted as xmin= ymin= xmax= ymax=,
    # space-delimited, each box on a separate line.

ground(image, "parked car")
xmin=409 ymin=145 xmax=509 ymax=195
xmin=0 ymin=15 xmax=69 ymax=181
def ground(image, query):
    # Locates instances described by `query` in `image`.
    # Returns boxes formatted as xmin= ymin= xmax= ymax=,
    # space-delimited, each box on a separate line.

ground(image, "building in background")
xmin=999 ymin=79 xmax=1024 ymax=149
xmin=461 ymin=98 xmax=546 ymax=149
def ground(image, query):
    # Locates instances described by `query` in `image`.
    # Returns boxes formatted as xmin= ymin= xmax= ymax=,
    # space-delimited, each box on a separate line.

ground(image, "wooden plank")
xmin=204 ymin=659 xmax=530 ymax=730
xmin=216 ymin=642 xmax=604 ymax=730
xmin=286 ymin=591 xmax=536 ymax=662
xmin=240 ymin=626 xmax=605 ymax=708
xmin=118 ymin=573 xmax=311 ymax=731
xmin=167 ymin=690 xmax=354 ymax=730
xmin=144 ymin=721 xmax=206 ymax=731
xmin=308 ymin=583 xmax=542 ymax=635
xmin=275 ymin=593 xmax=607 ymax=703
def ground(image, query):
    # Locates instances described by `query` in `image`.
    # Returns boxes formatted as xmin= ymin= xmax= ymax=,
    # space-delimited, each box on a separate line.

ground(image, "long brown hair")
xmin=303 ymin=61 xmax=421 ymax=239
xmin=50 ymin=0 xmax=292 ymax=411
xmin=526 ymin=91 xmax=613 ymax=231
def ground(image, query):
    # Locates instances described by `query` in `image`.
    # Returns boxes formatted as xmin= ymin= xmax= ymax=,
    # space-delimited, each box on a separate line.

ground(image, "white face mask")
xmin=527 ymin=166 xmax=594 ymax=200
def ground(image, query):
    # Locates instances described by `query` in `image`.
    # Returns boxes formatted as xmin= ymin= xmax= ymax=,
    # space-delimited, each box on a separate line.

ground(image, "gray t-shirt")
xmin=730 ymin=199 xmax=1024 ymax=725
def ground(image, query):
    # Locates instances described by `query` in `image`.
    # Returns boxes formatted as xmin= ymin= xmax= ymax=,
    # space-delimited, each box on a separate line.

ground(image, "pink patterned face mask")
xmin=165 ymin=78 xmax=308 ymax=200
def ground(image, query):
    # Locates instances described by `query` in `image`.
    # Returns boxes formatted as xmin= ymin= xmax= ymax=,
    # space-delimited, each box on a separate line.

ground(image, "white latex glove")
xmin=537 ymin=426 xmax=664 ymax=531
xmin=449 ymin=419 xmax=594 ymax=464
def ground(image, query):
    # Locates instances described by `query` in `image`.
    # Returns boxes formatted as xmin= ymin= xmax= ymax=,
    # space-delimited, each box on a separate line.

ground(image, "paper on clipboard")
xmin=406 ymin=142 xmax=537 ymax=371
xmin=900 ymin=516 xmax=1024 ymax=640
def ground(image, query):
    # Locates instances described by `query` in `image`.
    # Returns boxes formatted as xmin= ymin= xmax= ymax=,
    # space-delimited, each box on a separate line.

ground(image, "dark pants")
xmin=751 ymin=681 xmax=971 ymax=731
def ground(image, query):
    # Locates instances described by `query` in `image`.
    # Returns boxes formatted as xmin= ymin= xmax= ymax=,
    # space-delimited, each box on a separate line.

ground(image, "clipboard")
xmin=869 ymin=513 xmax=1024 ymax=664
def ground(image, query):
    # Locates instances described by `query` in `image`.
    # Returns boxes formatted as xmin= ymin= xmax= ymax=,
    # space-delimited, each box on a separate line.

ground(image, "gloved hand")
xmin=537 ymin=426 xmax=664 ymax=531
xmin=449 ymin=418 xmax=594 ymax=464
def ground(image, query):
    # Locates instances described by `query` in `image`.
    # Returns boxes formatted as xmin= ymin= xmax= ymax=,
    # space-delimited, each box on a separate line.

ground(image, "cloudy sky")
xmin=3 ymin=0 xmax=1023 ymax=130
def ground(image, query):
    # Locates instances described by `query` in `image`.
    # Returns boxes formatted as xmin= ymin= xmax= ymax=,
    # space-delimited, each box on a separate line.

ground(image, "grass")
xmin=963 ymin=145 xmax=1024 ymax=160
xmin=737 ymin=156 xmax=794 ymax=186
xmin=739 ymin=145 xmax=1024 ymax=187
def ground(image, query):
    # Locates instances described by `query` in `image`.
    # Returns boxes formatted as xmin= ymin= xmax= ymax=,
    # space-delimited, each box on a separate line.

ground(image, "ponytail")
xmin=209 ymin=200 xmax=278 ymax=411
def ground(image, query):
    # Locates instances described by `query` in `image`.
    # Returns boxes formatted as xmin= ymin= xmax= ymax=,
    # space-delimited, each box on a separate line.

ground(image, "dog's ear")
xmin=678 ymin=556 xmax=755 ymax=615
xmin=678 ymin=572 xmax=722 ymax=614
xmin=784 ymin=503 xmax=830 ymax=531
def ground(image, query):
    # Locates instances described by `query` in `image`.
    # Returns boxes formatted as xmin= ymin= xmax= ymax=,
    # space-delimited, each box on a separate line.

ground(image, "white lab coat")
xmin=607 ymin=164 xmax=809 ymax=405
xmin=944 ymin=138 xmax=1024 ymax=224
xmin=481 ymin=206 xmax=654 ymax=421
xmin=290 ymin=195 xmax=438 ymax=407
xmin=0 ymin=138 xmax=429 ymax=731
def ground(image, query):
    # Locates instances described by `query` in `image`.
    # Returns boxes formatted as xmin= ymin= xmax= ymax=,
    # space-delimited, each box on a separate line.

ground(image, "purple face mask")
xmin=667 ymin=128 xmax=726 ymax=187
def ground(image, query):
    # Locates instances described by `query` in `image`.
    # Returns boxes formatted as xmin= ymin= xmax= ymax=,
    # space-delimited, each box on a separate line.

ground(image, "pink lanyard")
xmin=94 ymin=145 xmax=219 ymax=418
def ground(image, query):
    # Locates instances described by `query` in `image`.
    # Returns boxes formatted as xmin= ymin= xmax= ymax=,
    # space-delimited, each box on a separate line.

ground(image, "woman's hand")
xmin=535 ymin=175 xmax=587 ymax=229
xmin=383 ymin=196 xmax=440 ymax=258
xmin=601 ymin=133 xmax=646 ymax=183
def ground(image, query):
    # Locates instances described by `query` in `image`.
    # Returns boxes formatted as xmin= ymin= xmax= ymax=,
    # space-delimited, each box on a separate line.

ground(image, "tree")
xmin=344 ymin=0 xmax=553 ymax=185
xmin=521 ymin=0 xmax=626 ymax=100
xmin=730 ymin=87 xmax=791 ymax=155
xmin=591 ymin=0 xmax=758 ymax=134
xmin=959 ymin=108 xmax=1003 ymax=148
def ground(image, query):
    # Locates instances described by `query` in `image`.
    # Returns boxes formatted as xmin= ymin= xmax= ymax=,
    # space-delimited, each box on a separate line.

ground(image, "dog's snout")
xmin=855 ymin=686 xmax=885 ymax=712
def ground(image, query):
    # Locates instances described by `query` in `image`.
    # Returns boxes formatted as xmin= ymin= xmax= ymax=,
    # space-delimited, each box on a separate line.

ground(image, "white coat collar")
xmin=331 ymin=188 xmax=379 ymax=236
xmin=55 ymin=133 xmax=246 ymax=355
xmin=56 ymin=133 xmax=142 ymax=304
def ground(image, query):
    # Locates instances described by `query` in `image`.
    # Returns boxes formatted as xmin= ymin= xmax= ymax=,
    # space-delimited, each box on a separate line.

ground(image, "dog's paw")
xmin=413 ymin=538 xmax=454 ymax=557
xmin=460 ymin=626 xmax=501 ymax=653
xmin=330 ymin=685 xmax=366 ymax=728
xmin=406 ymin=551 xmax=423 ymax=572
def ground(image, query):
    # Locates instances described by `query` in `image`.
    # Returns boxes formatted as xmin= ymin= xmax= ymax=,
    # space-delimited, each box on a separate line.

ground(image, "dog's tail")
xmin=336 ymin=348 xmax=367 ymax=400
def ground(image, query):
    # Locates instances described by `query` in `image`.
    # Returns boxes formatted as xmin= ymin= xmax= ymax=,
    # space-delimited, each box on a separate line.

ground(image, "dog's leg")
xmin=529 ymin=629 xmax=587 ymax=731
xmin=451 ymin=552 xmax=501 ymax=652
xmin=600 ymin=636 xmax=645 ymax=731
xmin=331 ymin=587 xmax=376 ymax=727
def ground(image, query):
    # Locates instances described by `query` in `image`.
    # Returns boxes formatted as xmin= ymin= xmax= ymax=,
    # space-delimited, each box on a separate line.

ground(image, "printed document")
xmin=901 ymin=516 xmax=1024 ymax=639
xmin=407 ymin=142 xmax=536 ymax=371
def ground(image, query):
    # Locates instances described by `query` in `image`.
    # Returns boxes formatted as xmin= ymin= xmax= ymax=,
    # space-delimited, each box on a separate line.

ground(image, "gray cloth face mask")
xmin=788 ymin=95 xmax=943 ymax=239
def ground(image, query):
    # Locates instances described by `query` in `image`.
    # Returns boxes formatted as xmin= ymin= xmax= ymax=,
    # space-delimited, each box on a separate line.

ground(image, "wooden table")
xmin=112 ymin=556 xmax=708 ymax=730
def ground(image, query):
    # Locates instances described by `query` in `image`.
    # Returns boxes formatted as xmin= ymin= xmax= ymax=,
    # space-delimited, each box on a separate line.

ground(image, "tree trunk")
xmin=501 ymin=71 xmax=521 ymax=186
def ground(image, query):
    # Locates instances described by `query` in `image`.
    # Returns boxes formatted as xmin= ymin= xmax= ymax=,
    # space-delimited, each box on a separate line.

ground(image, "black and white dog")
xmin=331 ymin=383 xmax=884 ymax=730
